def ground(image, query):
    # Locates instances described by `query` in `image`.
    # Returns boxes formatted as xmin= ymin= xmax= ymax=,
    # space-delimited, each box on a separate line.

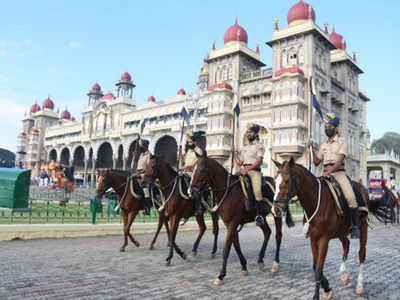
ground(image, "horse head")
xmin=96 ymin=169 xmax=112 ymax=199
xmin=272 ymin=157 xmax=298 ymax=217
xmin=190 ymin=154 xmax=210 ymax=196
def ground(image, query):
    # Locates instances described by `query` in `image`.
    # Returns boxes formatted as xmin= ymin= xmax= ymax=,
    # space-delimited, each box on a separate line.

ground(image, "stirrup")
xmin=255 ymin=215 xmax=264 ymax=227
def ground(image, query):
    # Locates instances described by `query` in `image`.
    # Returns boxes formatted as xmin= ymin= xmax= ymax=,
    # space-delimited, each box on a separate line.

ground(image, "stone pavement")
xmin=0 ymin=222 xmax=399 ymax=300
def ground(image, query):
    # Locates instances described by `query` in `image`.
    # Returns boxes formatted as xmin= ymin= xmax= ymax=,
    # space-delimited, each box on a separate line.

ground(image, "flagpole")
xmin=308 ymin=77 xmax=313 ymax=171
xmin=230 ymin=112 xmax=236 ymax=175
xmin=177 ymin=117 xmax=185 ymax=170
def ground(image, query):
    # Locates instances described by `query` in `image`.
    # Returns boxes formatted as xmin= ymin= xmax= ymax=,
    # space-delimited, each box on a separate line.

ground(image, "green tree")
xmin=371 ymin=132 xmax=400 ymax=156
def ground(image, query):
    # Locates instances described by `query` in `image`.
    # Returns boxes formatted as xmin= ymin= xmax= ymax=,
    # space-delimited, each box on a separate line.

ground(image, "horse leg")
xmin=214 ymin=223 xmax=236 ymax=286
xmin=255 ymin=216 xmax=271 ymax=271
xmin=311 ymin=238 xmax=333 ymax=300
xmin=126 ymin=209 xmax=140 ymax=248
xmin=211 ymin=212 xmax=219 ymax=258
xmin=149 ymin=211 xmax=164 ymax=250
xmin=192 ymin=215 xmax=207 ymax=256
xmin=356 ymin=216 xmax=368 ymax=295
xmin=271 ymin=216 xmax=282 ymax=273
xmin=164 ymin=214 xmax=171 ymax=247
xmin=339 ymin=236 xmax=350 ymax=286
xmin=232 ymin=230 xmax=248 ymax=276
xmin=120 ymin=209 xmax=128 ymax=252
xmin=165 ymin=214 xmax=186 ymax=265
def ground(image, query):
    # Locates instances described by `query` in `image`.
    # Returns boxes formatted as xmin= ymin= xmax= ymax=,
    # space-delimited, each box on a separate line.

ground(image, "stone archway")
xmin=116 ymin=144 xmax=124 ymax=169
xmin=96 ymin=142 xmax=113 ymax=169
xmin=60 ymin=148 xmax=70 ymax=166
xmin=73 ymin=146 xmax=85 ymax=170
xmin=155 ymin=135 xmax=178 ymax=168
xmin=49 ymin=149 xmax=57 ymax=162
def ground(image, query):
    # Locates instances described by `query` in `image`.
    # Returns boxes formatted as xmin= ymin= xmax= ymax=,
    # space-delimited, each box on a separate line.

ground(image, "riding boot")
xmin=255 ymin=201 xmax=265 ymax=227
xmin=144 ymin=197 xmax=152 ymax=216
xmin=194 ymin=195 xmax=203 ymax=217
xmin=349 ymin=208 xmax=360 ymax=239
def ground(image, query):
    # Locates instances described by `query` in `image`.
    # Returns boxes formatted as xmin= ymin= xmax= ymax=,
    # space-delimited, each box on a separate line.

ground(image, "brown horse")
xmin=190 ymin=155 xmax=288 ymax=286
xmin=382 ymin=186 xmax=399 ymax=224
xmin=96 ymin=169 xmax=170 ymax=251
xmin=145 ymin=156 xmax=220 ymax=266
xmin=272 ymin=158 xmax=391 ymax=300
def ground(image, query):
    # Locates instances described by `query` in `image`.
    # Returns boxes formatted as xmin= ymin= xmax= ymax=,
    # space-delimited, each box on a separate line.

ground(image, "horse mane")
xmin=154 ymin=156 xmax=177 ymax=177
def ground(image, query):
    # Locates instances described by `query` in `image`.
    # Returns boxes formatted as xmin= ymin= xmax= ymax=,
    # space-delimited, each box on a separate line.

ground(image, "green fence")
xmin=0 ymin=186 xmax=303 ymax=224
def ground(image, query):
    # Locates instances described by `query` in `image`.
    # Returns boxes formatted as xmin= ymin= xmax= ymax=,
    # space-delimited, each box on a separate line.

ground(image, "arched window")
xmin=289 ymin=48 xmax=297 ymax=66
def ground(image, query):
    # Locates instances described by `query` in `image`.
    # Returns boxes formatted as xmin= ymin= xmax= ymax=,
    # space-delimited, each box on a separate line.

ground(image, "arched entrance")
xmin=49 ymin=149 xmax=57 ymax=162
xmin=60 ymin=148 xmax=70 ymax=166
xmin=116 ymin=144 xmax=124 ymax=169
xmin=73 ymin=146 xmax=85 ymax=170
xmin=155 ymin=135 xmax=178 ymax=167
xmin=96 ymin=142 xmax=113 ymax=169
xmin=127 ymin=140 xmax=139 ymax=170
xmin=87 ymin=148 xmax=93 ymax=169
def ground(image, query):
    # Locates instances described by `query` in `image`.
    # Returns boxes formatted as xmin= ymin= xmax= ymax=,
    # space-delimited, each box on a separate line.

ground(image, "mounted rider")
xmin=179 ymin=130 xmax=204 ymax=216
xmin=307 ymin=113 xmax=360 ymax=239
xmin=131 ymin=139 xmax=152 ymax=215
xmin=232 ymin=123 xmax=265 ymax=227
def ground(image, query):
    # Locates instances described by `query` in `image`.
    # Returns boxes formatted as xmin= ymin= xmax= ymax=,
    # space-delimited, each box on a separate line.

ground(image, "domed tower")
xmin=87 ymin=83 xmax=104 ymax=106
xmin=15 ymin=132 xmax=28 ymax=168
xmin=61 ymin=108 xmax=71 ymax=120
xmin=42 ymin=97 xmax=54 ymax=110
xmin=197 ymin=53 xmax=210 ymax=95
xmin=287 ymin=0 xmax=316 ymax=26
xmin=116 ymin=71 xmax=136 ymax=99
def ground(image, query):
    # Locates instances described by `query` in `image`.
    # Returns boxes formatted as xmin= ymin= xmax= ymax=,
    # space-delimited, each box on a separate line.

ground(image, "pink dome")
xmin=42 ymin=97 xmax=54 ymax=110
xmin=121 ymin=72 xmax=131 ymax=81
xmin=30 ymin=103 xmax=41 ymax=113
xmin=177 ymin=88 xmax=186 ymax=95
xmin=224 ymin=18 xmax=248 ymax=44
xmin=19 ymin=132 xmax=27 ymax=136
xmin=329 ymin=27 xmax=346 ymax=50
xmin=32 ymin=128 xmax=40 ymax=133
xmin=147 ymin=96 xmax=156 ymax=102
xmin=61 ymin=109 xmax=71 ymax=120
xmin=71 ymin=117 xmax=76 ymax=121
xmin=287 ymin=0 xmax=316 ymax=25
xmin=92 ymin=83 xmax=101 ymax=91
xmin=57 ymin=120 xmax=62 ymax=124
xmin=101 ymin=93 xmax=115 ymax=101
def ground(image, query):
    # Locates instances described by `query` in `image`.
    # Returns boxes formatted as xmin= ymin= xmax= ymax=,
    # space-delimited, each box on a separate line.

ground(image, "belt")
xmin=243 ymin=164 xmax=261 ymax=172
xmin=323 ymin=163 xmax=345 ymax=172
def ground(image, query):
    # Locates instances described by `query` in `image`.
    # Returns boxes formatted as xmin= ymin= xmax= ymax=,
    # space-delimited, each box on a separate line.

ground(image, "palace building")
xmin=16 ymin=0 xmax=370 ymax=185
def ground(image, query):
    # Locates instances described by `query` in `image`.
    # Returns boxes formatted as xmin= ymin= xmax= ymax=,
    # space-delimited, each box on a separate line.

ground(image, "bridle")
xmin=97 ymin=171 xmax=128 ymax=199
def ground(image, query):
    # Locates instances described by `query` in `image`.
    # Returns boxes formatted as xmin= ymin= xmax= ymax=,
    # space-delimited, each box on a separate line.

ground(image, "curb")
xmin=0 ymin=215 xmax=304 ymax=241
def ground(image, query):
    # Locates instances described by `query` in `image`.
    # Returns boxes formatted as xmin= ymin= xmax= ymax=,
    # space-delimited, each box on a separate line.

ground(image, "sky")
xmin=0 ymin=0 xmax=397 ymax=152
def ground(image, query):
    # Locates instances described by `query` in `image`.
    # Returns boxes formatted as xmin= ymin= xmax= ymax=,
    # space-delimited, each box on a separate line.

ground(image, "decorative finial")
xmin=235 ymin=16 xmax=238 ymax=25
xmin=341 ymin=39 xmax=346 ymax=50
xmin=332 ymin=24 xmax=336 ymax=33
xmin=353 ymin=50 xmax=357 ymax=62
xmin=256 ymin=43 xmax=260 ymax=54
xmin=324 ymin=22 xmax=329 ymax=34
xmin=308 ymin=5 xmax=313 ymax=19
xmin=274 ymin=18 xmax=279 ymax=31
xmin=212 ymin=40 xmax=216 ymax=50
xmin=205 ymin=52 xmax=209 ymax=59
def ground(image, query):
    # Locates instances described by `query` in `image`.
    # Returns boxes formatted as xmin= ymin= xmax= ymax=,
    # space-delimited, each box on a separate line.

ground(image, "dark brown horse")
xmin=382 ymin=186 xmax=399 ymax=224
xmin=190 ymin=155 xmax=288 ymax=285
xmin=145 ymin=156 xmax=220 ymax=266
xmin=96 ymin=169 xmax=170 ymax=251
xmin=272 ymin=158 xmax=391 ymax=300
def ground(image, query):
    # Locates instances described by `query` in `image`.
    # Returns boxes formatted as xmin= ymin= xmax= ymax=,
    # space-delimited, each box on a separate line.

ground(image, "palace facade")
xmin=16 ymin=0 xmax=370 ymax=185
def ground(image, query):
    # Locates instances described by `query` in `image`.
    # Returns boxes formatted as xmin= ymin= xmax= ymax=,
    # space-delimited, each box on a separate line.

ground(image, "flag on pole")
xmin=181 ymin=106 xmax=190 ymax=127
xmin=310 ymin=77 xmax=323 ymax=120
xmin=233 ymin=102 xmax=240 ymax=128
xmin=139 ymin=118 xmax=147 ymax=135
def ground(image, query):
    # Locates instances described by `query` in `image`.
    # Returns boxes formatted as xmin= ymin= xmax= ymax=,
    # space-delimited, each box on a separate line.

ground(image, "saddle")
xmin=240 ymin=175 xmax=274 ymax=214
xmin=180 ymin=174 xmax=215 ymax=209
xmin=323 ymin=176 xmax=368 ymax=217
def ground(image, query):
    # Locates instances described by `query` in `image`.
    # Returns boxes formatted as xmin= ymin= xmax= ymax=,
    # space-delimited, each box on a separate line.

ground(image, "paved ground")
xmin=0 ymin=221 xmax=399 ymax=300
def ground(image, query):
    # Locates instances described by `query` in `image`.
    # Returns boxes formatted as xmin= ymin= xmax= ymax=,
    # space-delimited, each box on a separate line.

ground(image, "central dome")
xmin=287 ymin=0 xmax=316 ymax=25
xmin=42 ymin=97 xmax=54 ymax=110
xmin=224 ymin=18 xmax=248 ymax=44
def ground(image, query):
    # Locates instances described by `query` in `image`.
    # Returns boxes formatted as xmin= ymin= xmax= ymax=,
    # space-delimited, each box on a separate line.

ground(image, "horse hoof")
xmin=211 ymin=253 xmax=216 ymax=259
xmin=192 ymin=251 xmax=197 ymax=257
xmin=258 ymin=262 xmax=264 ymax=271
xmin=271 ymin=261 xmax=279 ymax=273
xmin=165 ymin=260 xmax=171 ymax=267
xmin=120 ymin=248 xmax=125 ymax=252
xmin=341 ymin=277 xmax=350 ymax=286
xmin=213 ymin=279 xmax=223 ymax=286
xmin=355 ymin=287 xmax=363 ymax=295
xmin=149 ymin=245 xmax=154 ymax=250
xmin=134 ymin=242 xmax=140 ymax=247
xmin=323 ymin=290 xmax=333 ymax=300
xmin=241 ymin=270 xmax=248 ymax=276
xmin=182 ymin=253 xmax=187 ymax=260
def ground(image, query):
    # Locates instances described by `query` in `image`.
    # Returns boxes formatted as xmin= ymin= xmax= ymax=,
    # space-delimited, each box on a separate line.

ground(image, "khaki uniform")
xmin=318 ymin=136 xmax=357 ymax=208
xmin=183 ymin=149 xmax=197 ymax=171
xmin=133 ymin=151 xmax=151 ymax=198
xmin=240 ymin=140 xmax=265 ymax=201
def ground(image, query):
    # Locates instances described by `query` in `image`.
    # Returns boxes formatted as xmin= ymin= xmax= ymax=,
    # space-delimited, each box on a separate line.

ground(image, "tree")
xmin=371 ymin=132 xmax=400 ymax=156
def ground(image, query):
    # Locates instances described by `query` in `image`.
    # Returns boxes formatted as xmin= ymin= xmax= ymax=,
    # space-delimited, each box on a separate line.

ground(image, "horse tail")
xmin=285 ymin=206 xmax=295 ymax=228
